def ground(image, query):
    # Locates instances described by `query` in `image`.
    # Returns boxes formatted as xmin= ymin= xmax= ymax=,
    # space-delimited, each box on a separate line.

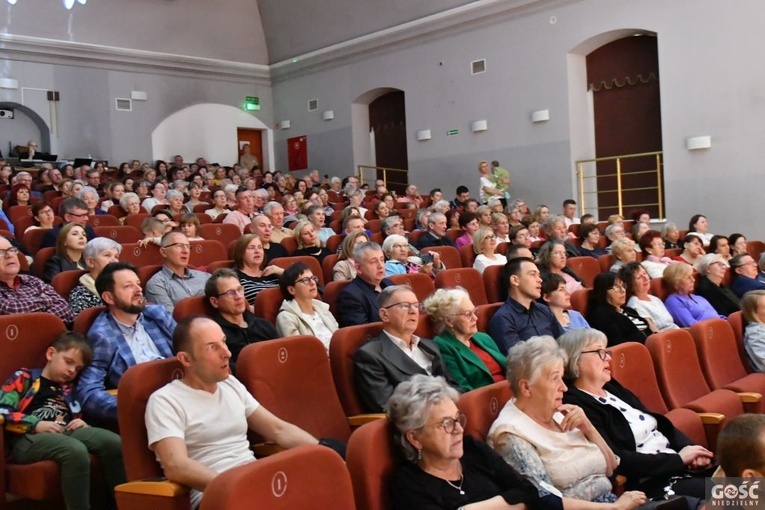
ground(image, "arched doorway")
xmin=567 ymin=30 xmax=664 ymax=220
xmin=351 ymin=88 xmax=409 ymax=192
xmin=0 ymin=102 xmax=51 ymax=155
xmin=152 ymin=103 xmax=273 ymax=171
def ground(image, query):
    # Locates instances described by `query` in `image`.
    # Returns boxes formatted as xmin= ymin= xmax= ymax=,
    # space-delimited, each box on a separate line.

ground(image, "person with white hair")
xmin=69 ymin=238 xmax=122 ymax=316
xmin=383 ymin=234 xmax=441 ymax=277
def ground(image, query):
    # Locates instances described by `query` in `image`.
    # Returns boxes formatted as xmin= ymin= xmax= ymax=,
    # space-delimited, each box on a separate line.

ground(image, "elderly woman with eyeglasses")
xmin=662 ymin=263 xmax=722 ymax=328
xmin=473 ymin=227 xmax=507 ymax=275
xmin=695 ymin=253 xmax=740 ymax=317
xmin=383 ymin=234 xmax=442 ymax=277
xmin=276 ymin=261 xmax=338 ymax=353
xmin=588 ymin=272 xmax=656 ymax=345
xmin=387 ymin=375 xmax=545 ymax=510
xmin=423 ymin=288 xmax=505 ymax=391
xmin=488 ymin=336 xmax=646 ymax=510
xmin=560 ymin=329 xmax=713 ymax=502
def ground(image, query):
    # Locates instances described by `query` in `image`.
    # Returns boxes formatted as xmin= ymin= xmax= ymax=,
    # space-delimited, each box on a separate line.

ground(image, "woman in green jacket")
xmin=423 ymin=287 xmax=506 ymax=390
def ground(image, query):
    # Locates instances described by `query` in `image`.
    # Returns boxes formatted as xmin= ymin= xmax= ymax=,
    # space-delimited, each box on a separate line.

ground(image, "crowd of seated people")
xmin=2 ymin=156 xmax=765 ymax=509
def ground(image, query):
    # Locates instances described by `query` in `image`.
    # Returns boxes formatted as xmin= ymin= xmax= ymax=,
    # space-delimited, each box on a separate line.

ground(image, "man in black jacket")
xmin=337 ymin=242 xmax=393 ymax=327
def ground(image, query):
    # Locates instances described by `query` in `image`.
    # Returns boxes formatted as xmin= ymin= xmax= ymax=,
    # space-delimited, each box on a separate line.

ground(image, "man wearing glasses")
xmin=0 ymin=236 xmax=74 ymax=322
xmin=40 ymin=197 xmax=97 ymax=249
xmin=78 ymin=262 xmax=176 ymax=426
xmin=354 ymin=285 xmax=459 ymax=413
xmin=205 ymin=269 xmax=277 ymax=373
xmin=145 ymin=232 xmax=211 ymax=313
xmin=731 ymin=253 xmax=765 ymax=298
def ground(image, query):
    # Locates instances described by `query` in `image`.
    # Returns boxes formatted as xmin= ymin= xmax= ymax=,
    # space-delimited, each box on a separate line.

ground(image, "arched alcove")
xmin=566 ymin=29 xmax=659 ymax=219
xmin=152 ymin=104 xmax=273 ymax=171
xmin=351 ymin=87 xmax=408 ymax=189
xmin=0 ymin=102 xmax=51 ymax=154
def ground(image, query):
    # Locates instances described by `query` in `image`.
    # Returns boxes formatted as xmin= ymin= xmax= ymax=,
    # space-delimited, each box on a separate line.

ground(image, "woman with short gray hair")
xmin=488 ymin=336 xmax=646 ymax=508
xmin=78 ymin=185 xmax=103 ymax=216
xmin=68 ymin=238 xmax=122 ymax=316
xmin=383 ymin=234 xmax=441 ymax=277
xmin=423 ymin=288 xmax=505 ymax=391
xmin=695 ymin=253 xmax=740 ymax=316
xmin=386 ymin=374 xmax=544 ymax=509
xmin=560 ymin=328 xmax=714 ymax=501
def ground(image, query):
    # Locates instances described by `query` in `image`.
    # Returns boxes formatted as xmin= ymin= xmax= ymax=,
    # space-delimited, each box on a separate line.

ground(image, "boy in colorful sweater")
xmin=0 ymin=332 xmax=126 ymax=510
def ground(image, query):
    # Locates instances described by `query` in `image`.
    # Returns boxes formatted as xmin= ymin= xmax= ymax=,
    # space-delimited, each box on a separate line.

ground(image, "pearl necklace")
xmin=445 ymin=473 xmax=465 ymax=495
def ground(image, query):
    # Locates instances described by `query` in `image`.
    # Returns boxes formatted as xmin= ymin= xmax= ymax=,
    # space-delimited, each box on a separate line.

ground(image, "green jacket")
xmin=433 ymin=330 xmax=506 ymax=391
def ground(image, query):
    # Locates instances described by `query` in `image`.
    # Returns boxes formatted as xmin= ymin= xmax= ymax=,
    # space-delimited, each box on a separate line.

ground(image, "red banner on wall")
xmin=287 ymin=135 xmax=307 ymax=172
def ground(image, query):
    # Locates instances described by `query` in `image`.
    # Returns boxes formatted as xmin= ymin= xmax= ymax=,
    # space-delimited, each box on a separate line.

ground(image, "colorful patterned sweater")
xmin=0 ymin=368 xmax=81 ymax=435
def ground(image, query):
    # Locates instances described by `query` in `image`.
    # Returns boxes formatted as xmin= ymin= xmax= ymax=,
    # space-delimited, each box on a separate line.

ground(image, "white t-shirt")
xmin=479 ymin=176 xmax=496 ymax=203
xmin=146 ymin=377 xmax=260 ymax=508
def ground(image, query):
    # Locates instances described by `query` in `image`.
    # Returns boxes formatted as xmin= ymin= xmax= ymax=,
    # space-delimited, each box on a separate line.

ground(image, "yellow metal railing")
xmin=575 ymin=151 xmax=664 ymax=219
xmin=357 ymin=164 xmax=408 ymax=189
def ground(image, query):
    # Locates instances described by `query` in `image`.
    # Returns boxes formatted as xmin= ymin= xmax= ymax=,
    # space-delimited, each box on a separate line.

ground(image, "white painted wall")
xmin=152 ymin=104 xmax=274 ymax=171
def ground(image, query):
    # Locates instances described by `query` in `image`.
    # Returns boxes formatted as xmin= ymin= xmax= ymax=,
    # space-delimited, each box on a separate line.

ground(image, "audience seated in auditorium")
xmin=543 ymin=215 xmax=580 ymax=258
xmin=383 ymin=234 xmax=442 ymax=278
xmin=222 ymin=187 xmax=257 ymax=234
xmin=387 ymin=375 xmax=545 ymax=509
xmin=639 ymin=230 xmax=673 ymax=278
xmin=0 ymin=235 xmax=74 ymax=323
xmin=145 ymin=316 xmax=323 ymax=509
xmin=537 ymin=239 xmax=584 ymax=294
xmin=487 ymin=257 xmax=563 ymax=355
xmin=43 ymin=223 xmax=88 ymax=283
xmin=673 ymin=234 xmax=705 ymax=269
xmin=578 ymin=223 xmax=607 ymax=259
xmin=337 ymin=241 xmax=393 ymax=327
xmin=333 ymin=231 xmax=368 ymax=281
xmin=77 ymin=262 xmax=175 ymax=425
xmin=731 ymin=253 xmax=765 ymax=298
xmin=263 ymin=200 xmax=292 ymax=243
xmin=206 ymin=268 xmax=278 ymax=372
xmin=541 ymin=273 xmax=589 ymax=332
xmin=275 ymin=262 xmax=338 ymax=352
xmin=560 ymin=328 xmax=713 ymax=501
xmin=620 ymin=262 xmax=678 ymax=332
xmin=144 ymin=232 xmax=210 ymax=313
xmin=40 ymin=197 xmax=97 ymax=249
xmin=69 ymin=238 xmax=121 ymax=316
xmin=233 ymin=234 xmax=282 ymax=305
xmin=292 ymin=219 xmax=332 ymax=264
xmin=587 ymin=271 xmax=654 ymax=346
xmin=354 ymin=285 xmax=458 ymax=412
xmin=415 ymin=212 xmax=455 ymax=250
xmin=695 ymin=253 xmax=740 ymax=317
xmin=424 ymin=288 xmax=506 ymax=391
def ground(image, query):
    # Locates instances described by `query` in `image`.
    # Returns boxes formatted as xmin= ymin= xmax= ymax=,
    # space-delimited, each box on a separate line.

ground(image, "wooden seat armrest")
xmin=115 ymin=480 xmax=188 ymax=497
xmin=697 ymin=413 xmax=725 ymax=425
xmin=347 ymin=413 xmax=386 ymax=428
xmin=737 ymin=392 xmax=762 ymax=403
xmin=251 ymin=442 xmax=285 ymax=457
xmin=106 ymin=389 xmax=118 ymax=396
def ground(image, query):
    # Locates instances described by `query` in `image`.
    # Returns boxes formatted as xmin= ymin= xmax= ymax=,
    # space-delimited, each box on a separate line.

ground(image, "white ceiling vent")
xmin=471 ymin=59 xmax=486 ymax=75
xmin=307 ymin=99 xmax=318 ymax=111
xmin=115 ymin=98 xmax=132 ymax=111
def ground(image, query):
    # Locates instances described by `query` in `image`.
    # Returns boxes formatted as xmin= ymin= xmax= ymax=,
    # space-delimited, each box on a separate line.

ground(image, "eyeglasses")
xmin=610 ymin=284 xmax=626 ymax=292
xmin=295 ymin=276 xmax=319 ymax=286
xmin=484 ymin=235 xmax=497 ymax=241
xmin=710 ymin=261 xmax=729 ymax=268
xmin=581 ymin=348 xmax=613 ymax=361
xmin=382 ymin=301 xmax=423 ymax=313
xmin=68 ymin=212 xmax=88 ymax=219
xmin=217 ymin=287 xmax=244 ymax=298
xmin=0 ymin=247 xmax=20 ymax=258
xmin=391 ymin=243 xmax=408 ymax=250
xmin=451 ymin=308 xmax=477 ymax=319
xmin=432 ymin=413 xmax=467 ymax=434
xmin=165 ymin=243 xmax=191 ymax=251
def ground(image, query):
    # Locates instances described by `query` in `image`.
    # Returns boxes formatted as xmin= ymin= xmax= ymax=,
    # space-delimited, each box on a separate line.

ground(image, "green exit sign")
xmin=446 ymin=129 xmax=459 ymax=136
xmin=245 ymin=96 xmax=260 ymax=111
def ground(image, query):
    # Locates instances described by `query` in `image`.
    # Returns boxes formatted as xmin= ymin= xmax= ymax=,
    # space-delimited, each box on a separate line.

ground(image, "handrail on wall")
xmin=575 ymin=151 xmax=664 ymax=220
xmin=357 ymin=164 xmax=409 ymax=188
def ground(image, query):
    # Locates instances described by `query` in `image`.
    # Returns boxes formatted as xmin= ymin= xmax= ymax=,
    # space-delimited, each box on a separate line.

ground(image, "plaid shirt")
xmin=0 ymin=274 xmax=75 ymax=323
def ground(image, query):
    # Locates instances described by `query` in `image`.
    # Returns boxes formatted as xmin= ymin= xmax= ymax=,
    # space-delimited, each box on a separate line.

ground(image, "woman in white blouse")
xmin=472 ymin=227 xmax=507 ymax=275
xmin=275 ymin=261 xmax=338 ymax=353
xmin=620 ymin=261 xmax=679 ymax=331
